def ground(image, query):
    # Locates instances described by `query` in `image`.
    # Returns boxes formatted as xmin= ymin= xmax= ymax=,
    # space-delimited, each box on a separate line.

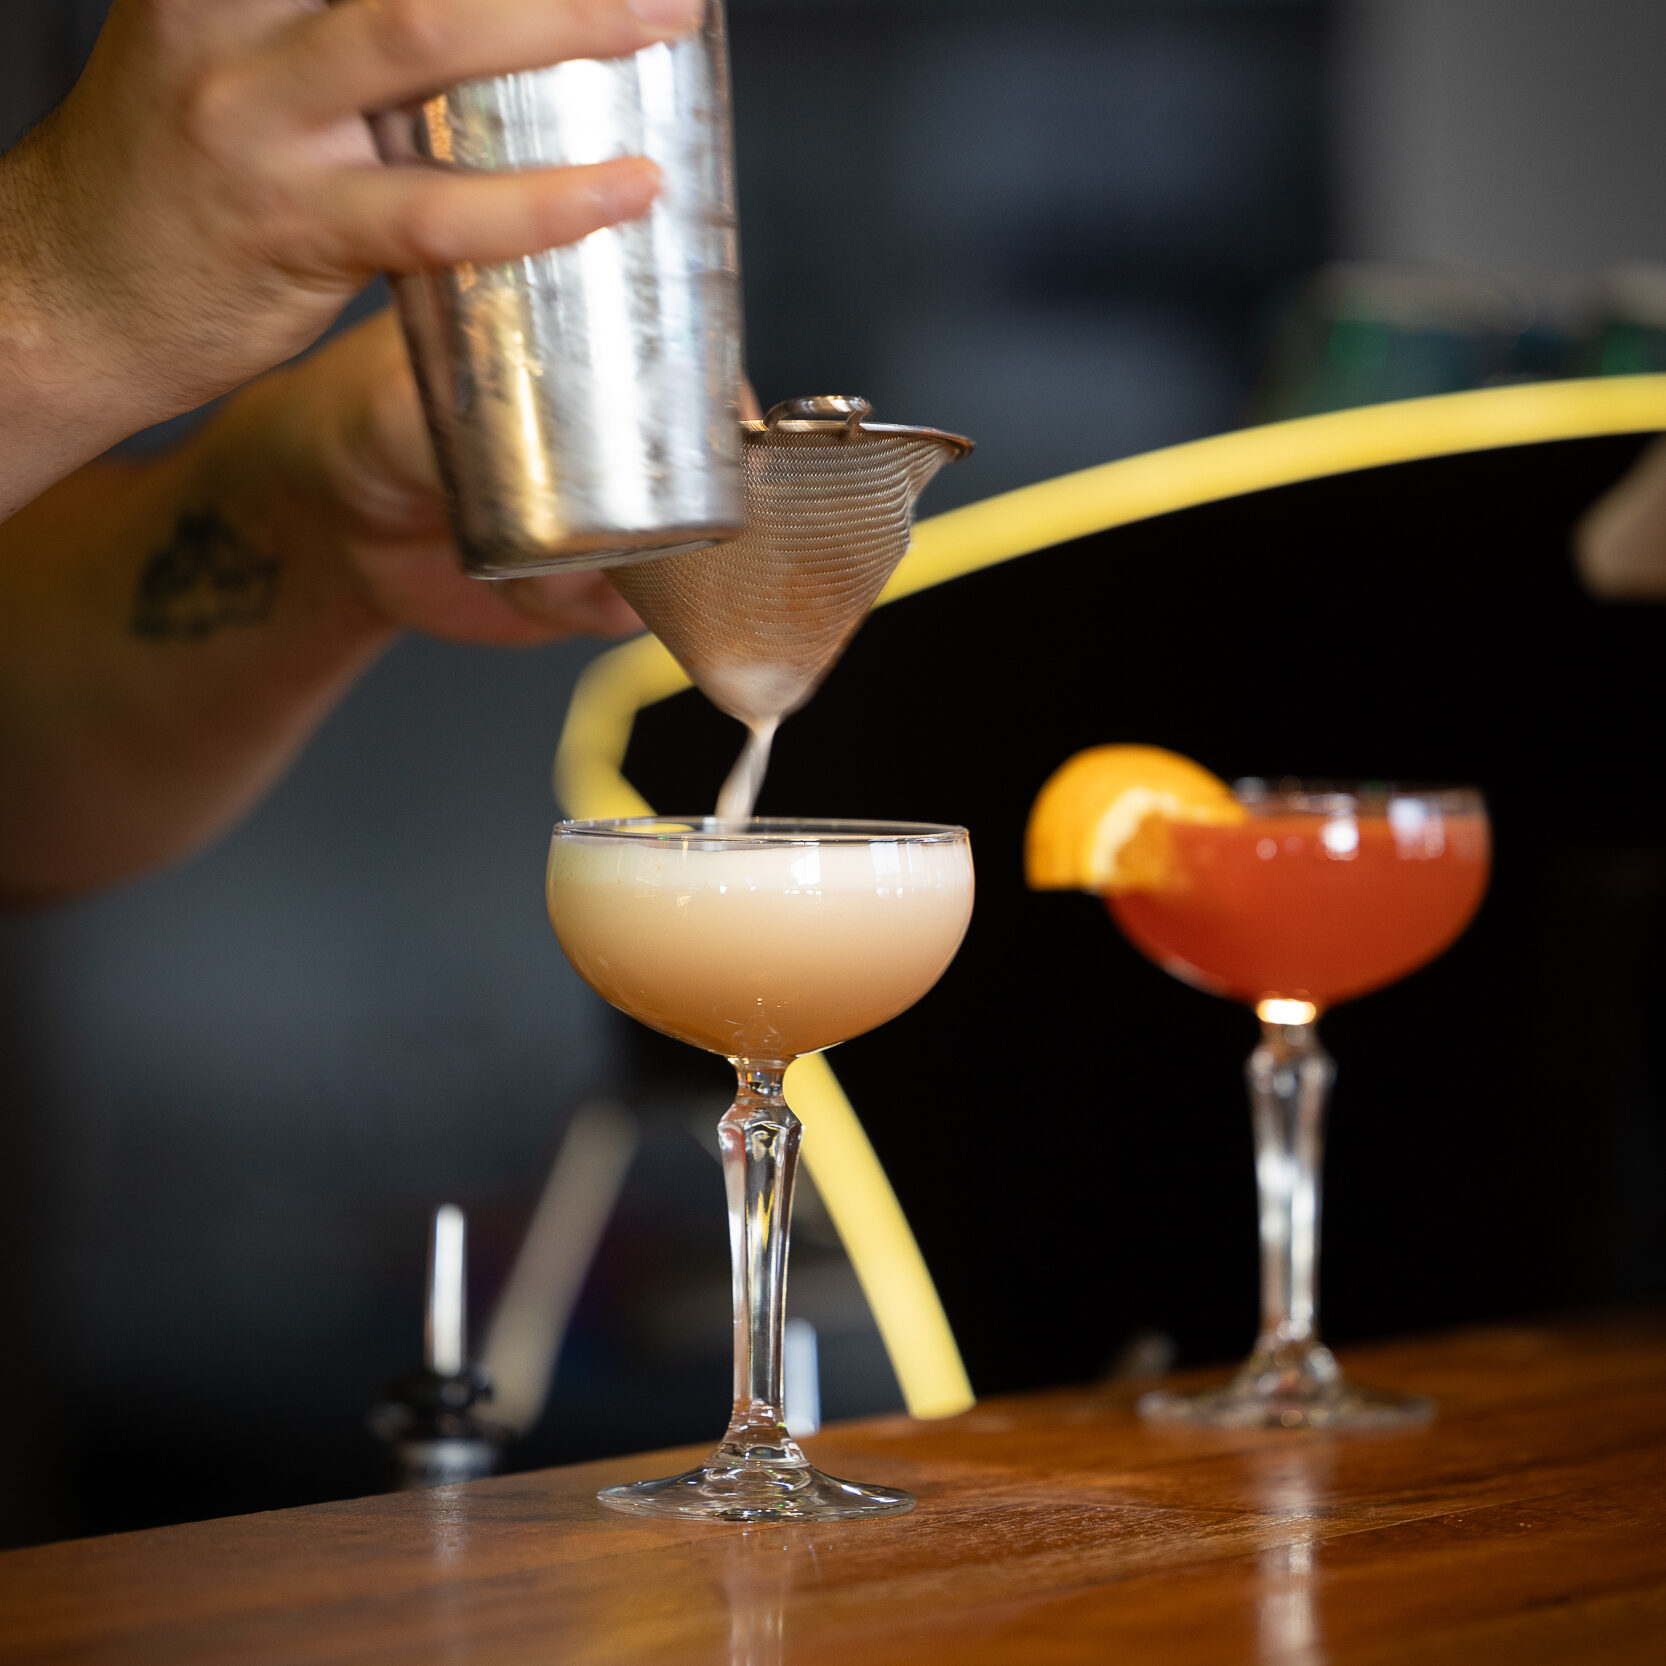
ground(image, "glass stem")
xmin=716 ymin=1059 xmax=805 ymax=1467
xmin=1244 ymin=1014 xmax=1339 ymax=1395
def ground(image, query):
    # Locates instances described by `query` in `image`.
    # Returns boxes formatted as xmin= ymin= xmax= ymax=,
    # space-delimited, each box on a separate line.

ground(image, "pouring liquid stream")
xmin=715 ymin=717 xmax=779 ymax=823
xmin=609 ymin=397 xmax=972 ymax=828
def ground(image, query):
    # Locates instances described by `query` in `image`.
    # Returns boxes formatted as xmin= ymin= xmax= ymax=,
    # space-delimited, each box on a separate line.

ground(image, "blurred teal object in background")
xmin=1587 ymin=269 xmax=1666 ymax=378
xmin=1259 ymin=262 xmax=1666 ymax=420
xmin=1259 ymin=265 xmax=1537 ymax=417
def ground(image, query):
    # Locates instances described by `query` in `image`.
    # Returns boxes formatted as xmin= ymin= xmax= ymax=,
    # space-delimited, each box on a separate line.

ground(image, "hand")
xmin=216 ymin=309 xmax=642 ymax=646
xmin=0 ymin=306 xmax=644 ymax=901
xmin=1576 ymin=436 xmax=1666 ymax=600
xmin=0 ymin=0 xmax=700 ymax=451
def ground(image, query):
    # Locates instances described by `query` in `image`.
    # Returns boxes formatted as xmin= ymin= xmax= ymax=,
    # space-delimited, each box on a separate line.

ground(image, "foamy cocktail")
xmin=547 ymin=817 xmax=973 ymax=1520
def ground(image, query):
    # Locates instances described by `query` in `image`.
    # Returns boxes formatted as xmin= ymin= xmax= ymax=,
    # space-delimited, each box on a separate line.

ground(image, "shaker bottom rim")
xmin=462 ymin=524 xmax=741 ymax=580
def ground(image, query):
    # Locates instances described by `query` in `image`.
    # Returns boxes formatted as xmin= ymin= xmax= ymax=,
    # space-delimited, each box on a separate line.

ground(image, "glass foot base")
xmin=598 ymin=1461 xmax=914 ymax=1522
xmin=1138 ymin=1380 xmax=1433 ymax=1431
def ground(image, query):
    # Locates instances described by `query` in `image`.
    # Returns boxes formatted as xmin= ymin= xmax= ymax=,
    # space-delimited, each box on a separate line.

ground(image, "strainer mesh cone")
xmin=610 ymin=407 xmax=968 ymax=729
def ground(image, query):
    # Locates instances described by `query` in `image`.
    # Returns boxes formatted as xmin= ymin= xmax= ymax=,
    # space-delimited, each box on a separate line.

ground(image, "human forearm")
xmin=0 ymin=133 xmax=151 ymax=520
xmin=0 ymin=387 xmax=397 ymax=901
xmin=0 ymin=313 xmax=637 ymax=904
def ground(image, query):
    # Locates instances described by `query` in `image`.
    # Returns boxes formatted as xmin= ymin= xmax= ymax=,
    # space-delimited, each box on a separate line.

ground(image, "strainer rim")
xmin=739 ymin=419 xmax=973 ymax=459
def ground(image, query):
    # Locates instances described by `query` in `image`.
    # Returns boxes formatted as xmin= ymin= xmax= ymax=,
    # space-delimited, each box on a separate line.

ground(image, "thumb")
xmin=346 ymin=312 xmax=449 ymax=519
xmin=503 ymin=572 xmax=644 ymax=637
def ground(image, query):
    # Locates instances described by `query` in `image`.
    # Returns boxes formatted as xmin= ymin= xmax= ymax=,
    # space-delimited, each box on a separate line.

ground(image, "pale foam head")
xmin=547 ymin=821 xmax=974 ymax=1060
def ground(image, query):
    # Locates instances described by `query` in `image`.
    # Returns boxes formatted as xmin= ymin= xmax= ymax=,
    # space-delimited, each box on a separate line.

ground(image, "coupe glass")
xmin=1107 ymin=782 xmax=1490 ymax=1428
xmin=546 ymin=817 xmax=974 ymax=1517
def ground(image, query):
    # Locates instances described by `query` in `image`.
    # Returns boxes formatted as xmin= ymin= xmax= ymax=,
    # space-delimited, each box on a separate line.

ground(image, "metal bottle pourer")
xmin=369 ymin=1205 xmax=507 ymax=1488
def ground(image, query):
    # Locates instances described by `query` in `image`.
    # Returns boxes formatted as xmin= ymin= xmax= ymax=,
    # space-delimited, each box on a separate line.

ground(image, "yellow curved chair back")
xmin=555 ymin=375 xmax=1666 ymax=1419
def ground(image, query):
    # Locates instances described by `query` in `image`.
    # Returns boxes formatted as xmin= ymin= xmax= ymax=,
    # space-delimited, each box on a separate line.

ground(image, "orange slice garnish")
xmin=1025 ymin=744 xmax=1244 ymax=893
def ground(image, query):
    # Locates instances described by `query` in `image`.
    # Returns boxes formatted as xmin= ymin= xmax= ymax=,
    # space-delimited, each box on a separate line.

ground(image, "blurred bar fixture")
xmin=426 ymin=1203 xmax=467 ymax=1379
xmin=371 ymin=1107 xmax=641 ymax=1488
xmin=782 ymin=1317 xmax=821 ymax=1439
xmin=370 ymin=1204 xmax=505 ymax=1489
xmin=481 ymin=1103 xmax=639 ymax=1436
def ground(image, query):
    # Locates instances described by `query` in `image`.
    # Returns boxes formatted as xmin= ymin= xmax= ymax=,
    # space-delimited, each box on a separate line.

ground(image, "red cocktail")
xmin=1109 ymin=799 xmax=1490 ymax=1010
xmin=1111 ymin=782 xmax=1491 ymax=1429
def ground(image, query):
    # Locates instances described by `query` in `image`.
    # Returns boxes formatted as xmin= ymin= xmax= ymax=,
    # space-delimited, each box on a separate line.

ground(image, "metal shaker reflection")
xmin=373 ymin=4 xmax=746 ymax=575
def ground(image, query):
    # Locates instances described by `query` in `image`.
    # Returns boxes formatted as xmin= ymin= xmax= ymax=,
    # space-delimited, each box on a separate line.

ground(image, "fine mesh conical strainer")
xmin=609 ymin=397 xmax=972 ymax=735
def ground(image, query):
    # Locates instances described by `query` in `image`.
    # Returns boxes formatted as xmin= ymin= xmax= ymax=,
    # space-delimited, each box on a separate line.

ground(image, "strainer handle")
xmin=764 ymin=395 xmax=872 ymax=436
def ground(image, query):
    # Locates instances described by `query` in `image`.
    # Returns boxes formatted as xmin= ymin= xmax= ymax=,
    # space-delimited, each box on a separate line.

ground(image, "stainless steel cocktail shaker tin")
xmin=373 ymin=3 xmax=746 ymax=576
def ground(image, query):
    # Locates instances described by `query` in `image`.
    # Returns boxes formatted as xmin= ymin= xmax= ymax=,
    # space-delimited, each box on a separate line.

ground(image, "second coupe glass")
xmin=1108 ymin=782 xmax=1491 ymax=1428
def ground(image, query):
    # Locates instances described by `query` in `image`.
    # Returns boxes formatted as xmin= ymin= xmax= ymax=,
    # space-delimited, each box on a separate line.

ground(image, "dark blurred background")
xmin=3 ymin=0 xmax=1666 ymax=1548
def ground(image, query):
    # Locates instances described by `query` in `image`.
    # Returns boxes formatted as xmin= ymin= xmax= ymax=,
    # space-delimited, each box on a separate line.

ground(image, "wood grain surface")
xmin=3 ymin=1316 xmax=1663 ymax=1665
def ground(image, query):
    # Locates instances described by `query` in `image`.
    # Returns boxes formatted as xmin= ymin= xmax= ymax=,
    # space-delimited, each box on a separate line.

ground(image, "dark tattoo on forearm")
xmin=132 ymin=510 xmax=280 ymax=640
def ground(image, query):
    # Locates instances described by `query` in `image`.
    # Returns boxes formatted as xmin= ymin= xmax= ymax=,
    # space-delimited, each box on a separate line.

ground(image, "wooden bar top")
xmin=3 ymin=1315 xmax=1663 ymax=1664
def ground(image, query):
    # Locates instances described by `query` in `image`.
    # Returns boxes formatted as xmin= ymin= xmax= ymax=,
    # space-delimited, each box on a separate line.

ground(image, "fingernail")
xmin=629 ymin=0 xmax=703 ymax=35
xmin=626 ymin=0 xmax=699 ymax=34
xmin=591 ymin=158 xmax=661 ymax=219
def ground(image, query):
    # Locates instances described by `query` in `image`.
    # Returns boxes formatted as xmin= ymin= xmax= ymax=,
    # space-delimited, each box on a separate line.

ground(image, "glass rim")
xmin=551 ymin=815 xmax=970 ymax=846
xmin=1231 ymin=778 xmax=1485 ymax=813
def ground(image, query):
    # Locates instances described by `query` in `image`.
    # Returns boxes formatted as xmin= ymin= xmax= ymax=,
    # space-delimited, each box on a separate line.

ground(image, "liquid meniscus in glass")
xmin=1108 ymin=807 xmax=1490 ymax=1009
xmin=547 ymin=833 xmax=974 ymax=1057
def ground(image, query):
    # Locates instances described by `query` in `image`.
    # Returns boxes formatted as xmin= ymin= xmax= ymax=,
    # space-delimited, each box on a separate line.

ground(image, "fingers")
xmin=285 ymin=318 xmax=646 ymax=641
xmin=304 ymin=311 xmax=452 ymax=527
xmin=357 ymin=553 xmax=644 ymax=645
xmin=264 ymin=0 xmax=704 ymax=125
xmin=308 ymin=156 xmax=660 ymax=274
xmin=503 ymin=573 xmax=644 ymax=637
